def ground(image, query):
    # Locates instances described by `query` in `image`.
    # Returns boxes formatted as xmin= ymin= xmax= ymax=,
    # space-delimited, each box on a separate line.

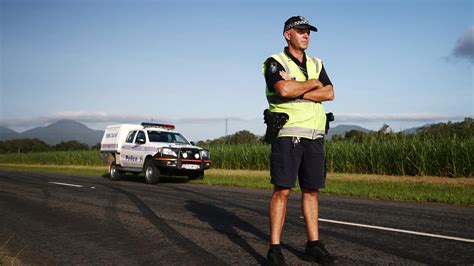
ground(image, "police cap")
xmin=284 ymin=16 xmax=318 ymax=32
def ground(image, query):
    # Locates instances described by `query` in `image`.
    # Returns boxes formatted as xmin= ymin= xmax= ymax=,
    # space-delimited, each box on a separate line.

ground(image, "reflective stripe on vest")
xmin=263 ymin=52 xmax=327 ymax=139
xmin=279 ymin=127 xmax=326 ymax=139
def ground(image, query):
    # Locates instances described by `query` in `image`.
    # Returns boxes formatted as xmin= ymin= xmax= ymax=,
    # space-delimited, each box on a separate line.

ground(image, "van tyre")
xmin=109 ymin=162 xmax=122 ymax=181
xmin=144 ymin=159 xmax=160 ymax=184
xmin=188 ymin=170 xmax=204 ymax=180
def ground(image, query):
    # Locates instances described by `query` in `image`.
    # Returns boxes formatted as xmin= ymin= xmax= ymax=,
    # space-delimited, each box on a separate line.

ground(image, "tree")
xmin=0 ymin=138 xmax=50 ymax=153
xmin=228 ymin=130 xmax=258 ymax=144
xmin=53 ymin=140 xmax=89 ymax=151
xmin=418 ymin=118 xmax=473 ymax=139
xmin=196 ymin=130 xmax=260 ymax=146
xmin=344 ymin=130 xmax=366 ymax=142
xmin=330 ymin=135 xmax=344 ymax=141
xmin=378 ymin=123 xmax=392 ymax=134
xmin=90 ymin=143 xmax=101 ymax=150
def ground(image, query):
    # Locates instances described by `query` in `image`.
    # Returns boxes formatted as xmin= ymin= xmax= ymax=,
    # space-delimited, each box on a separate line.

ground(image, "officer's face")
xmin=285 ymin=28 xmax=311 ymax=51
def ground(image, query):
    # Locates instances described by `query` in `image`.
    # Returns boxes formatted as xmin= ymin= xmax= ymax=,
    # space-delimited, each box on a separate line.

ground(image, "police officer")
xmin=263 ymin=16 xmax=335 ymax=265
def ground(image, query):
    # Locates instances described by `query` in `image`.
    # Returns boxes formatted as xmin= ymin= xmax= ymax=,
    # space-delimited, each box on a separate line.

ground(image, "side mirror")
xmin=190 ymin=141 xmax=196 ymax=145
xmin=136 ymin=138 xmax=145 ymax=144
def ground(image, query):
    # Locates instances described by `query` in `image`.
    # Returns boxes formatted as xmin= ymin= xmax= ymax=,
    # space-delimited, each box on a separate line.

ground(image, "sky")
xmin=1 ymin=0 xmax=473 ymax=141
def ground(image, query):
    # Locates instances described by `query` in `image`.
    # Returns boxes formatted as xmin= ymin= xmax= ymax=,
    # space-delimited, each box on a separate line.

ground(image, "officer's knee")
xmin=302 ymin=188 xmax=319 ymax=198
xmin=273 ymin=186 xmax=291 ymax=200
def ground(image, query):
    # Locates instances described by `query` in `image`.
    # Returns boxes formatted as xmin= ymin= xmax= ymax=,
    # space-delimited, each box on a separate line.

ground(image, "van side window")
xmin=126 ymin=131 xmax=137 ymax=143
xmin=136 ymin=131 xmax=146 ymax=143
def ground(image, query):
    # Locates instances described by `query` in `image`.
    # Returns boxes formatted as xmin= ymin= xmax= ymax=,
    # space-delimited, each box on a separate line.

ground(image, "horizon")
xmin=1 ymin=117 xmax=470 ymax=140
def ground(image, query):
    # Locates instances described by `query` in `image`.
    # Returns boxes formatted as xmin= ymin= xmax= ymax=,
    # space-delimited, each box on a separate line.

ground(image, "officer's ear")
xmin=283 ymin=30 xmax=291 ymax=41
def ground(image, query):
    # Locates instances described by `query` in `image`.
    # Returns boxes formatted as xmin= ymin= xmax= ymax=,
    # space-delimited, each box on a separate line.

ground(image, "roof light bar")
xmin=141 ymin=122 xmax=175 ymax=130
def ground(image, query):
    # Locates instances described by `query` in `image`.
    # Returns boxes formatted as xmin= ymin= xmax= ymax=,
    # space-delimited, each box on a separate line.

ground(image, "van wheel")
xmin=188 ymin=170 xmax=204 ymax=180
xmin=144 ymin=159 xmax=160 ymax=184
xmin=109 ymin=162 xmax=122 ymax=181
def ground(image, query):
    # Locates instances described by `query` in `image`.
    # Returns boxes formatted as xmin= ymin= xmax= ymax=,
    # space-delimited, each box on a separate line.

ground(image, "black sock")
xmin=270 ymin=244 xmax=281 ymax=251
xmin=307 ymin=240 xmax=320 ymax=247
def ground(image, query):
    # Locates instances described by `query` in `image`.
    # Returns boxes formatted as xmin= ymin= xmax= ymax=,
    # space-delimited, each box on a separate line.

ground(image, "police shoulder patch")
xmin=269 ymin=62 xmax=278 ymax=74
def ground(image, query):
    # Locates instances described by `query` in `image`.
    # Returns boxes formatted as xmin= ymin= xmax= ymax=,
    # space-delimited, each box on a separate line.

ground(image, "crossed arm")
xmin=274 ymin=71 xmax=334 ymax=102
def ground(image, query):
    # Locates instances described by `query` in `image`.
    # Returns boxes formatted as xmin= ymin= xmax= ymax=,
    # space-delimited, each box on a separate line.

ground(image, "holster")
xmin=263 ymin=109 xmax=289 ymax=144
xmin=325 ymin=112 xmax=334 ymax=134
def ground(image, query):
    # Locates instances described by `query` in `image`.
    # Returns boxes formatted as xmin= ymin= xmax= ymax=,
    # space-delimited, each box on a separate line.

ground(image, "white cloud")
xmin=0 ymin=111 xmax=250 ymax=128
xmin=334 ymin=113 xmax=467 ymax=123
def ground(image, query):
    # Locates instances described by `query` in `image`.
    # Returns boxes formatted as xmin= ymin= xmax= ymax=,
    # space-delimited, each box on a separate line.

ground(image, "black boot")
xmin=305 ymin=240 xmax=336 ymax=265
xmin=267 ymin=245 xmax=287 ymax=266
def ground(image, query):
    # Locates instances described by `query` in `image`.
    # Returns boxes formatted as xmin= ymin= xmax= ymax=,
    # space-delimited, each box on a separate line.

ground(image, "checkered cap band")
xmin=284 ymin=16 xmax=310 ymax=31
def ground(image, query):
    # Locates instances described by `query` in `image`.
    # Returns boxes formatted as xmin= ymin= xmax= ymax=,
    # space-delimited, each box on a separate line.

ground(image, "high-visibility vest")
xmin=263 ymin=52 xmax=327 ymax=139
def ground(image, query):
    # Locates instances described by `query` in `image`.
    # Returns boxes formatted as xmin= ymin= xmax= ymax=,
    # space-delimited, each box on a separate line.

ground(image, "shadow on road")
xmin=101 ymin=173 xmax=190 ymax=184
xmin=165 ymin=187 xmax=307 ymax=263
xmin=104 ymin=185 xmax=225 ymax=265
xmin=185 ymin=200 xmax=267 ymax=264
xmin=184 ymin=200 xmax=308 ymax=264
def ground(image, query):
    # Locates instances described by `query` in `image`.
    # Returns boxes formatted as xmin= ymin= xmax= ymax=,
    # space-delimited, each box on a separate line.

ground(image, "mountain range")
xmin=0 ymin=120 xmax=425 ymax=145
xmin=0 ymin=120 xmax=104 ymax=146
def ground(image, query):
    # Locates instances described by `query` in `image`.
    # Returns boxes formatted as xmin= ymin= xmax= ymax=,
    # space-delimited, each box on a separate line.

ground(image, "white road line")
xmin=48 ymin=182 xmax=83 ymax=188
xmin=319 ymin=218 xmax=474 ymax=243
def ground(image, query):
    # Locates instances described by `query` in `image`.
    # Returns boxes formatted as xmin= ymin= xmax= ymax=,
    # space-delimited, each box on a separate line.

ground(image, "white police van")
xmin=100 ymin=122 xmax=211 ymax=184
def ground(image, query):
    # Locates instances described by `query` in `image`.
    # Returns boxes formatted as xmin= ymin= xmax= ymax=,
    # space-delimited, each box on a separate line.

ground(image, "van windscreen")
xmin=147 ymin=131 xmax=189 ymax=144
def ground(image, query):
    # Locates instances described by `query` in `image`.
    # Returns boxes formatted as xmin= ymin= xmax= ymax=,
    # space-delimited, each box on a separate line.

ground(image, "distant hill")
xmin=327 ymin=122 xmax=446 ymax=138
xmin=1 ymin=120 xmax=104 ymax=146
xmin=326 ymin=124 xmax=371 ymax=139
xmin=398 ymin=122 xmax=441 ymax=134
xmin=0 ymin=127 xmax=20 ymax=140
xmin=401 ymin=126 xmax=420 ymax=134
xmin=400 ymin=123 xmax=435 ymax=134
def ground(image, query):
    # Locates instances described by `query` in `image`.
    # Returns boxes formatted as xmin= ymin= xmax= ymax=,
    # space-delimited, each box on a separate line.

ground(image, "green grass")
xmin=326 ymin=134 xmax=473 ymax=177
xmin=208 ymin=143 xmax=270 ymax=170
xmin=323 ymin=179 xmax=473 ymax=205
xmin=0 ymin=150 xmax=104 ymax=166
xmin=204 ymin=135 xmax=474 ymax=177
xmin=1 ymin=135 xmax=472 ymax=177
xmin=2 ymin=164 xmax=472 ymax=205
xmin=0 ymin=164 xmax=107 ymax=176
xmin=195 ymin=170 xmax=474 ymax=205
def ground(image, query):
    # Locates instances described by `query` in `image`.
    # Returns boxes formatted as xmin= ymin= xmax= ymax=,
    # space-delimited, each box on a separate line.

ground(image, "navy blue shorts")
xmin=270 ymin=137 xmax=326 ymax=189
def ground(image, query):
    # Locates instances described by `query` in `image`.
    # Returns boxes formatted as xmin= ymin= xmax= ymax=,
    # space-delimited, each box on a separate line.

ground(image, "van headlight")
xmin=161 ymin=147 xmax=177 ymax=157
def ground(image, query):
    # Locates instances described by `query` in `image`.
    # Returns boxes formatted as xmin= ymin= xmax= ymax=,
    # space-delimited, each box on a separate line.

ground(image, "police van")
xmin=100 ymin=122 xmax=211 ymax=184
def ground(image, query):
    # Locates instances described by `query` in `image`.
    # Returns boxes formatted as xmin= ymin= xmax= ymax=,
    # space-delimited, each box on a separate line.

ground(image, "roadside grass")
xmin=1 ymin=164 xmax=473 ymax=205
xmin=0 ymin=164 xmax=108 ymax=176
xmin=196 ymin=169 xmax=474 ymax=205
xmin=323 ymin=179 xmax=473 ymax=205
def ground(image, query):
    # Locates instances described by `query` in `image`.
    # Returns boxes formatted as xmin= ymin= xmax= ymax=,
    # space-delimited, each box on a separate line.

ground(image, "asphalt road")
xmin=0 ymin=170 xmax=473 ymax=265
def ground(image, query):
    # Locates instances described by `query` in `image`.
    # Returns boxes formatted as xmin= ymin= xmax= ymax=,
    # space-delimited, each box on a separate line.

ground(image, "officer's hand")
xmin=313 ymin=79 xmax=324 ymax=89
xmin=279 ymin=70 xmax=291 ymax=81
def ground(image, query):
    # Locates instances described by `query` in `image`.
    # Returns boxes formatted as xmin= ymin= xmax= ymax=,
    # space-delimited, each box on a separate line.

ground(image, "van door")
xmin=129 ymin=130 xmax=147 ymax=168
xmin=121 ymin=130 xmax=138 ymax=167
